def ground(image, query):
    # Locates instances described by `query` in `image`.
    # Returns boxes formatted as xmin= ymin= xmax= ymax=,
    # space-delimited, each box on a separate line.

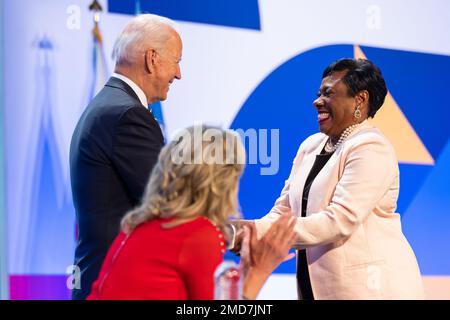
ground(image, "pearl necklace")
xmin=324 ymin=123 xmax=361 ymax=153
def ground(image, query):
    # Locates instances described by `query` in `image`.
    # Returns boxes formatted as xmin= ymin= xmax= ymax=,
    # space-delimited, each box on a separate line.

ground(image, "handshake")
xmin=227 ymin=213 xmax=297 ymax=300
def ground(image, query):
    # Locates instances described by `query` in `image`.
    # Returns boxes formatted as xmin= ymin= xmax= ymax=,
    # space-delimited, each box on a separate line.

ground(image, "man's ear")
xmin=144 ymin=49 xmax=157 ymax=74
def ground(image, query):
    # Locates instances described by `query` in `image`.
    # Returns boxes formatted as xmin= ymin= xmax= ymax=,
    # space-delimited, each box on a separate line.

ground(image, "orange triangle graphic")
xmin=354 ymin=45 xmax=434 ymax=165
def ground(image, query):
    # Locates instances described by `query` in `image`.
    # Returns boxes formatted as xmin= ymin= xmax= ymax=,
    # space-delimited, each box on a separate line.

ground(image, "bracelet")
xmin=226 ymin=223 xmax=236 ymax=250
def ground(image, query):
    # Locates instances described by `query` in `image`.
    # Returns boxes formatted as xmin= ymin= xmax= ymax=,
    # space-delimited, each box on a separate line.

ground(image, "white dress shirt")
xmin=112 ymin=72 xmax=148 ymax=107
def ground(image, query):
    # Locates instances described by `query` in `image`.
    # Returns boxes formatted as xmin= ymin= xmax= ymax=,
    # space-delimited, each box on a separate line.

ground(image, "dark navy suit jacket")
xmin=69 ymin=77 xmax=164 ymax=299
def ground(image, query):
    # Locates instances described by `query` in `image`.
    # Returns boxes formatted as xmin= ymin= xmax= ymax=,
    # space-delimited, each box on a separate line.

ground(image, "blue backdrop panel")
xmin=402 ymin=138 xmax=450 ymax=275
xmin=108 ymin=0 xmax=261 ymax=30
xmin=360 ymin=46 xmax=450 ymax=160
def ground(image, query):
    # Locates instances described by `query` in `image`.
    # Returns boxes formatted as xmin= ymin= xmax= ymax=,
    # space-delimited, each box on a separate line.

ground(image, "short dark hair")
xmin=322 ymin=58 xmax=388 ymax=118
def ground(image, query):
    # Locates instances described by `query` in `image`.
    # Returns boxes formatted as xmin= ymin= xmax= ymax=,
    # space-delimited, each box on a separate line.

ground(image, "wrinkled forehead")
xmin=164 ymin=31 xmax=183 ymax=56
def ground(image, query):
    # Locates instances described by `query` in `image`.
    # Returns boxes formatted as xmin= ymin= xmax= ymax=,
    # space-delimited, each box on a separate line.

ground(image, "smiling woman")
xmin=247 ymin=58 xmax=425 ymax=300
xmin=314 ymin=59 xmax=387 ymax=145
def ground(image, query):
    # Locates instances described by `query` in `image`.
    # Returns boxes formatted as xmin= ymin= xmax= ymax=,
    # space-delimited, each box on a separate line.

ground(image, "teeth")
xmin=318 ymin=113 xmax=330 ymax=121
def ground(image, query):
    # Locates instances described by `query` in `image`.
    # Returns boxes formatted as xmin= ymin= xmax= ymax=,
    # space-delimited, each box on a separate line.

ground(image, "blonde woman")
xmin=87 ymin=125 xmax=295 ymax=300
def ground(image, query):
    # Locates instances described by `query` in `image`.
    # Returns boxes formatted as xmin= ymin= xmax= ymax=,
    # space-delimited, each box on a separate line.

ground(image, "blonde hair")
xmin=121 ymin=125 xmax=245 ymax=235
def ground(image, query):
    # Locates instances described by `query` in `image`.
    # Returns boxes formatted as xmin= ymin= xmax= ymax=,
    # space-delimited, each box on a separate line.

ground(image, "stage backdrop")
xmin=3 ymin=0 xmax=450 ymax=299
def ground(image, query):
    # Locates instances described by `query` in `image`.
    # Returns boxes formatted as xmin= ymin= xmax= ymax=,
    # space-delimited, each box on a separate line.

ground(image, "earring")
xmin=354 ymin=105 xmax=362 ymax=119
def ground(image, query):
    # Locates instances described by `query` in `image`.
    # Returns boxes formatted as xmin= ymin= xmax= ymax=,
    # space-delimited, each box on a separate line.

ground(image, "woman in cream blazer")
xmin=254 ymin=58 xmax=424 ymax=299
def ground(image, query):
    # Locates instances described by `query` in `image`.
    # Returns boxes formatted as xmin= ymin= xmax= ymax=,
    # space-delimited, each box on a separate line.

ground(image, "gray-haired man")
xmin=70 ymin=14 xmax=182 ymax=299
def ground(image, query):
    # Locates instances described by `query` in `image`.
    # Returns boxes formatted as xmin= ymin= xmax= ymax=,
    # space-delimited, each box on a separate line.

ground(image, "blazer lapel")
xmin=304 ymin=120 xmax=372 ymax=215
xmin=289 ymin=136 xmax=328 ymax=215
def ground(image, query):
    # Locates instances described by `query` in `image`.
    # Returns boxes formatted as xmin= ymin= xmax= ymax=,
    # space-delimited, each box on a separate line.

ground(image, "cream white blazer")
xmin=255 ymin=121 xmax=425 ymax=299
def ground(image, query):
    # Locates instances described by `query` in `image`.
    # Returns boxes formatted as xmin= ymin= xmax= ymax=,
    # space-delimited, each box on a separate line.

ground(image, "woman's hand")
xmin=240 ymin=213 xmax=296 ymax=299
xmin=228 ymin=220 xmax=255 ymax=255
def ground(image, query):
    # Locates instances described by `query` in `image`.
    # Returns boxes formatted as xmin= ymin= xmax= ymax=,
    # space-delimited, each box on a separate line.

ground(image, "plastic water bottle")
xmin=214 ymin=252 xmax=242 ymax=300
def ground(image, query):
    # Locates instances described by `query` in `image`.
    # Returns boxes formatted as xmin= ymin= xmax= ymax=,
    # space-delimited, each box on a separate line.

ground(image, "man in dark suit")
xmin=70 ymin=14 xmax=182 ymax=299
